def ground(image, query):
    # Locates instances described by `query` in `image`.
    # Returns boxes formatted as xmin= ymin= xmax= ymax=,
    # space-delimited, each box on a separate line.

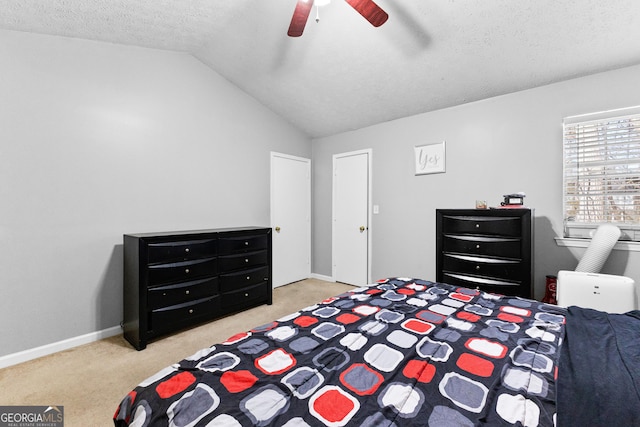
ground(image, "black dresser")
xmin=436 ymin=209 xmax=533 ymax=298
xmin=123 ymin=227 xmax=272 ymax=350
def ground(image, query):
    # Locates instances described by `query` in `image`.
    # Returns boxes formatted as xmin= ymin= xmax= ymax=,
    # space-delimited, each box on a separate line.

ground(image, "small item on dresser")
xmin=475 ymin=200 xmax=487 ymax=209
xmin=500 ymin=192 xmax=525 ymax=206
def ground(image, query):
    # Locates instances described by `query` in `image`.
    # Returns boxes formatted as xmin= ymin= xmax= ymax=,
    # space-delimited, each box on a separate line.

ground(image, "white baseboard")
xmin=310 ymin=273 xmax=335 ymax=282
xmin=0 ymin=325 xmax=122 ymax=370
xmin=310 ymin=274 xmax=365 ymax=288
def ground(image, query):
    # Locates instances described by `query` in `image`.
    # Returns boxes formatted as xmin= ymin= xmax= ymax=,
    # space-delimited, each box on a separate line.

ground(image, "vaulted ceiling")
xmin=1 ymin=0 xmax=640 ymax=138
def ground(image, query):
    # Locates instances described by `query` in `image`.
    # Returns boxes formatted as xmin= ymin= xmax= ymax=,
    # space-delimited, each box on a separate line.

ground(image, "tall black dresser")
xmin=436 ymin=209 xmax=533 ymax=298
xmin=123 ymin=227 xmax=272 ymax=350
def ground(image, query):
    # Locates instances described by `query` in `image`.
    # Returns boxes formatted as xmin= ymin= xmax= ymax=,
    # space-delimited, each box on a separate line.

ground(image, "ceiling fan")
xmin=288 ymin=0 xmax=388 ymax=37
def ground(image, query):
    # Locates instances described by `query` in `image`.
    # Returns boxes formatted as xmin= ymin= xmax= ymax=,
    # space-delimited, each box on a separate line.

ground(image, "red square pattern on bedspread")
xmin=114 ymin=278 xmax=565 ymax=426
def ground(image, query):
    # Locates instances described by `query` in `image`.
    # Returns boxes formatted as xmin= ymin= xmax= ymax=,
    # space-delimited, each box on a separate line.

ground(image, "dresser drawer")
xmin=147 ymin=257 xmax=218 ymax=286
xmin=441 ymin=215 xmax=522 ymax=237
xmin=147 ymin=277 xmax=218 ymax=310
xmin=442 ymin=253 xmax=522 ymax=280
xmin=219 ymin=234 xmax=268 ymax=254
xmin=147 ymin=239 xmax=217 ymax=264
xmin=124 ymin=227 xmax=272 ymax=350
xmin=442 ymin=234 xmax=521 ymax=258
xmin=218 ymin=250 xmax=268 ymax=273
xmin=441 ymin=272 xmax=523 ymax=297
xmin=221 ymin=283 xmax=269 ymax=312
xmin=149 ymin=296 xmax=218 ymax=335
xmin=219 ymin=266 xmax=270 ymax=292
xmin=436 ymin=209 xmax=533 ymax=301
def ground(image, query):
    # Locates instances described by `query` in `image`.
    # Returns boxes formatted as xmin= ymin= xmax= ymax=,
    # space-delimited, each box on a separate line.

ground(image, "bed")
xmin=113 ymin=277 xmax=640 ymax=426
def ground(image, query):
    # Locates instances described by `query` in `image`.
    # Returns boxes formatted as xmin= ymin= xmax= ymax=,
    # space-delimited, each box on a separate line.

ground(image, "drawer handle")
xmin=475 ymin=265 xmax=481 ymax=270
xmin=185 ymin=290 xmax=190 ymax=295
xmin=244 ymin=241 xmax=249 ymax=246
xmin=185 ymin=248 xmax=190 ymax=253
xmin=185 ymin=268 xmax=190 ymax=274
xmin=475 ymin=224 xmax=480 ymax=228
xmin=246 ymin=276 xmax=251 ymax=280
xmin=476 ymin=244 xmax=480 ymax=249
xmin=189 ymin=309 xmax=194 ymax=314
xmin=245 ymin=258 xmax=249 ymax=263
xmin=244 ymin=293 xmax=249 ymax=297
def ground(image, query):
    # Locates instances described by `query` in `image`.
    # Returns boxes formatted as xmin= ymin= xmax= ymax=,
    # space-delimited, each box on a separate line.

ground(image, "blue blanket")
xmin=557 ymin=307 xmax=640 ymax=426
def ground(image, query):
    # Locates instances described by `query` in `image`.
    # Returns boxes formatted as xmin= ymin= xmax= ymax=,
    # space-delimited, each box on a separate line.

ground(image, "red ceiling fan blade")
xmin=345 ymin=0 xmax=388 ymax=27
xmin=288 ymin=0 xmax=315 ymax=37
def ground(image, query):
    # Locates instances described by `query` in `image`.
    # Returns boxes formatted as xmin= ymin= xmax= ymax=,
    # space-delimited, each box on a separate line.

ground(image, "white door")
xmin=271 ymin=152 xmax=311 ymax=288
xmin=333 ymin=149 xmax=371 ymax=286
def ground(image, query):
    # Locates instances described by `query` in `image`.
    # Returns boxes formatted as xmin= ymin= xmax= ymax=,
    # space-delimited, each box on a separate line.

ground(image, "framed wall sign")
xmin=414 ymin=141 xmax=446 ymax=175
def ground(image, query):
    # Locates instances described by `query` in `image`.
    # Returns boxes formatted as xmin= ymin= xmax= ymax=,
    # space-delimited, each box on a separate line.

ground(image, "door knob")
xmin=359 ymin=226 xmax=366 ymax=232
xmin=275 ymin=226 xmax=281 ymax=232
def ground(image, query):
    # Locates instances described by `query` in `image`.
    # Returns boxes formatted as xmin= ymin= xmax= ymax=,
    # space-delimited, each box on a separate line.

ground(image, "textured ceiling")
xmin=1 ymin=0 xmax=640 ymax=138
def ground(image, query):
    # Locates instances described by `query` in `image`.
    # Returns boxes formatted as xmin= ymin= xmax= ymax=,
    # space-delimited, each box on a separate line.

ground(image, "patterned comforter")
xmin=114 ymin=278 xmax=567 ymax=426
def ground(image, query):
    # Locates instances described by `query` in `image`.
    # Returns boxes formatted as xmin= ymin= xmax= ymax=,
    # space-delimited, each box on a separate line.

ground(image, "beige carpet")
xmin=0 ymin=279 xmax=353 ymax=427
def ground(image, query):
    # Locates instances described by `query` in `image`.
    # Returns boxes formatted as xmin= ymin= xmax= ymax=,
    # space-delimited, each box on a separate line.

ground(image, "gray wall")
xmin=312 ymin=64 xmax=640 ymax=299
xmin=0 ymin=30 xmax=311 ymax=357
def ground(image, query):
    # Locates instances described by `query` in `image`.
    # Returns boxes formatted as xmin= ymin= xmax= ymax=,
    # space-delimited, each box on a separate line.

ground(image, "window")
xmin=563 ymin=106 xmax=640 ymax=241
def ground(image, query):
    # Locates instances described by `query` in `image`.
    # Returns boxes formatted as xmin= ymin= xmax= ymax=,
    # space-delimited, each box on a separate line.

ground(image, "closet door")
xmin=333 ymin=149 xmax=371 ymax=286
xmin=270 ymin=152 xmax=311 ymax=287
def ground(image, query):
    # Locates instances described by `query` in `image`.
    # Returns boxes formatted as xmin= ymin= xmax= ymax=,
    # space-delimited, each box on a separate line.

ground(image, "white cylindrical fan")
xmin=575 ymin=224 xmax=621 ymax=273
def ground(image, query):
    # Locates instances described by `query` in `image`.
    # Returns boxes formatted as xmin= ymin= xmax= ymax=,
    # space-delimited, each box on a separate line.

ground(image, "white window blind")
xmin=563 ymin=106 xmax=640 ymax=241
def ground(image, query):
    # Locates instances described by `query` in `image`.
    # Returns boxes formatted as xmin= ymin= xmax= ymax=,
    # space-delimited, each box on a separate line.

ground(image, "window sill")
xmin=554 ymin=237 xmax=640 ymax=252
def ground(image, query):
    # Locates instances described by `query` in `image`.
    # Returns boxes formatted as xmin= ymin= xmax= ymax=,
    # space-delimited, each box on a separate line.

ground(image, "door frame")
xmin=332 ymin=149 xmax=373 ymax=285
xmin=270 ymin=152 xmax=311 ymax=287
